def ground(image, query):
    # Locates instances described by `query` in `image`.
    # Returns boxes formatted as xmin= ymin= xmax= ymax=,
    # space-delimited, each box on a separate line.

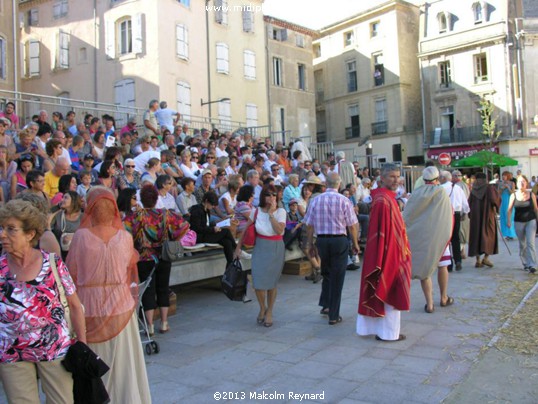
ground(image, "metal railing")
xmin=309 ymin=141 xmax=334 ymax=162
xmin=428 ymin=125 xmax=512 ymax=146
xmin=0 ymin=90 xmax=269 ymax=136
xmin=372 ymin=121 xmax=388 ymax=135
xmin=345 ymin=125 xmax=360 ymax=139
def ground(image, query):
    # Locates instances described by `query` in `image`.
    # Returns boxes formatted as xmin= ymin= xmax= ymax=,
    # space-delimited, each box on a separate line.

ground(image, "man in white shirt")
xmin=215 ymin=138 xmax=229 ymax=158
xmin=263 ymin=151 xmax=278 ymax=172
xmin=440 ymin=170 xmax=470 ymax=271
xmin=53 ymin=130 xmax=72 ymax=165
xmin=158 ymin=134 xmax=177 ymax=151
xmin=155 ymin=101 xmax=180 ymax=132
xmin=246 ymin=169 xmax=262 ymax=207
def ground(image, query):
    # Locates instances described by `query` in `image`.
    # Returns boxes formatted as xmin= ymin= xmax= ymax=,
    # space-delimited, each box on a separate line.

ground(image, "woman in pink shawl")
xmin=66 ymin=186 xmax=151 ymax=404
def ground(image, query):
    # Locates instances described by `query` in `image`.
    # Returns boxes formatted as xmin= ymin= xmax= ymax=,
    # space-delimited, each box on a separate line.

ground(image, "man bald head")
xmin=54 ymin=157 xmax=71 ymax=176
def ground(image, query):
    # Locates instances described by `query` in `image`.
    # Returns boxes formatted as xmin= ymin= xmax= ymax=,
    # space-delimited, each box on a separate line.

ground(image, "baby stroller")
xmin=138 ymin=262 xmax=160 ymax=355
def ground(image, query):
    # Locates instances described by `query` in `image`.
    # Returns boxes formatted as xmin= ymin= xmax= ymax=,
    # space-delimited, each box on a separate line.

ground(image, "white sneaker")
xmin=240 ymin=250 xmax=252 ymax=259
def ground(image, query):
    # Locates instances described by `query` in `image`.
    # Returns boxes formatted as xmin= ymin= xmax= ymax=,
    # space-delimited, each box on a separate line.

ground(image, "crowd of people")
xmin=1 ymin=98 xmax=537 ymax=401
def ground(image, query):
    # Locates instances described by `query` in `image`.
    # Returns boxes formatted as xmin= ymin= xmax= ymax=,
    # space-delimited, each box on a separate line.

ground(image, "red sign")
xmin=530 ymin=149 xmax=538 ymax=156
xmin=438 ymin=153 xmax=452 ymax=165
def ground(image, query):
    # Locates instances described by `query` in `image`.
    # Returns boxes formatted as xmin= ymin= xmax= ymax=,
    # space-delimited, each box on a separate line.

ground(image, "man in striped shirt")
xmin=304 ymin=172 xmax=360 ymax=325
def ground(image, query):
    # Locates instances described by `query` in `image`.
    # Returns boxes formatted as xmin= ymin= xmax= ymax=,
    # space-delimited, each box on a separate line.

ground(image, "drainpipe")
xmin=515 ymin=18 xmax=525 ymax=137
xmin=93 ymin=0 xmax=98 ymax=103
xmin=419 ymin=4 xmax=428 ymax=160
xmin=419 ymin=62 xmax=427 ymax=158
xmin=205 ymin=0 xmax=212 ymax=124
xmin=12 ymin=0 xmax=18 ymax=96
xmin=265 ymin=18 xmax=272 ymax=142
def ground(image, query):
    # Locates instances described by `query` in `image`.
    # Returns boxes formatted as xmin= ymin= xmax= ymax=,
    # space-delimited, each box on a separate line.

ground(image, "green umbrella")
xmin=451 ymin=150 xmax=518 ymax=168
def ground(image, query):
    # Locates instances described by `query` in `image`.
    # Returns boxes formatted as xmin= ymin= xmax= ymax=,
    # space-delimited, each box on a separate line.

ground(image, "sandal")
xmin=424 ymin=304 xmax=434 ymax=313
xmin=256 ymin=310 xmax=266 ymax=325
xmin=159 ymin=321 xmax=170 ymax=334
xmin=320 ymin=308 xmax=329 ymax=315
xmin=440 ymin=296 xmax=455 ymax=307
xmin=475 ymin=261 xmax=483 ymax=268
xmin=482 ymin=258 xmax=494 ymax=268
xmin=328 ymin=316 xmax=343 ymax=325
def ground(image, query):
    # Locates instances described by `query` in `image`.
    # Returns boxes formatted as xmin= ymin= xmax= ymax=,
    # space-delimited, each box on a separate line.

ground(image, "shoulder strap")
xmin=49 ymin=253 xmax=68 ymax=309
xmin=60 ymin=211 xmax=66 ymax=233
xmin=254 ymin=208 xmax=259 ymax=222
xmin=162 ymin=210 xmax=170 ymax=241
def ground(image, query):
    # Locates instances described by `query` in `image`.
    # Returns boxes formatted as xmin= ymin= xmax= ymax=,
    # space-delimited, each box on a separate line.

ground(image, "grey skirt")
xmin=251 ymin=237 xmax=285 ymax=290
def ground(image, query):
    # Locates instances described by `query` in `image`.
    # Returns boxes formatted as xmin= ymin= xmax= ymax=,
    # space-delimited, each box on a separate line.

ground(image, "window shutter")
xmin=53 ymin=2 xmax=61 ymax=18
xmin=29 ymin=40 xmax=40 ymax=76
xmin=280 ymin=29 xmax=287 ymax=41
xmin=243 ymin=10 xmax=254 ymax=32
xmin=176 ymin=24 xmax=188 ymax=59
xmin=218 ymin=100 xmax=231 ymax=130
xmin=216 ymin=43 xmax=229 ymax=74
xmin=246 ymin=103 xmax=258 ymax=128
xmin=215 ymin=0 xmax=223 ymax=23
xmin=105 ymin=20 xmax=115 ymax=59
xmin=59 ymin=31 xmax=69 ymax=68
xmin=243 ymin=50 xmax=255 ymax=80
xmin=132 ymin=13 xmax=143 ymax=54
xmin=0 ymin=38 xmax=5 ymax=80
xmin=176 ymin=81 xmax=191 ymax=122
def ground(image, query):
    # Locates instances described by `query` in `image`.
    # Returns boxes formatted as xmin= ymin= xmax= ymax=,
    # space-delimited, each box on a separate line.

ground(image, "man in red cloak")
xmin=357 ymin=163 xmax=411 ymax=341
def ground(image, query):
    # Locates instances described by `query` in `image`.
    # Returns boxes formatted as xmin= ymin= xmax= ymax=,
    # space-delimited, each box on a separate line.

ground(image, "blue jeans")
xmin=515 ymin=219 xmax=537 ymax=268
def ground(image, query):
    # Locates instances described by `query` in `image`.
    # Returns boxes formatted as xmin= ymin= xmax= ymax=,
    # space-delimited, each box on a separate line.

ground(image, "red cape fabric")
xmin=358 ymin=188 xmax=412 ymax=317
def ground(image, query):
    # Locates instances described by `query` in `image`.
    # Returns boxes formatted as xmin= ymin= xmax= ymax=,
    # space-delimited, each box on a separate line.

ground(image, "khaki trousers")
xmin=0 ymin=358 xmax=73 ymax=404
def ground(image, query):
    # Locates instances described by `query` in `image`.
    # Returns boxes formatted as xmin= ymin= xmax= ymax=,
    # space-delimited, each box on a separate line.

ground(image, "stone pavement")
xmin=1 ymin=239 xmax=536 ymax=403
xmin=145 ymin=239 xmax=537 ymax=404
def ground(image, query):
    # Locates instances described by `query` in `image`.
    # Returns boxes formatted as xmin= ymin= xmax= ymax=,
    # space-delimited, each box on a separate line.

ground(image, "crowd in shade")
xmin=0 ymin=99 xmax=537 ymax=402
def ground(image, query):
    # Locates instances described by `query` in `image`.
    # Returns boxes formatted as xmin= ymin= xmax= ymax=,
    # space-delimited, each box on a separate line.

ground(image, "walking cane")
xmin=496 ymin=217 xmax=512 ymax=255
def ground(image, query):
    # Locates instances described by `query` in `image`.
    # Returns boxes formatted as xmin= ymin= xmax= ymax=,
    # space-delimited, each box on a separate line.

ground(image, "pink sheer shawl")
xmin=66 ymin=186 xmax=139 ymax=343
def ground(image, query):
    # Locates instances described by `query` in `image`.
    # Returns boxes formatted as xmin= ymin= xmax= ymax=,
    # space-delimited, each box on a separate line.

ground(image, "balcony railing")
xmin=428 ymin=125 xmax=512 ymax=146
xmin=345 ymin=125 xmax=360 ymax=139
xmin=372 ymin=121 xmax=388 ymax=135
xmin=316 ymin=131 xmax=327 ymax=143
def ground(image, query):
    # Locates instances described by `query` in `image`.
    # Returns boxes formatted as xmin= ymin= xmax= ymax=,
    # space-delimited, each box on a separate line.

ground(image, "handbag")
xmin=221 ymin=258 xmax=247 ymax=301
xmin=59 ymin=212 xmax=75 ymax=251
xmin=242 ymin=208 xmax=258 ymax=248
xmin=180 ymin=229 xmax=197 ymax=247
xmin=49 ymin=253 xmax=75 ymax=337
xmin=161 ymin=211 xmax=184 ymax=262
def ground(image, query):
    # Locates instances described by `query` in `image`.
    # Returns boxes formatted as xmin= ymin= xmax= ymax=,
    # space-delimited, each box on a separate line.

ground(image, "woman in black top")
xmin=507 ymin=175 xmax=538 ymax=273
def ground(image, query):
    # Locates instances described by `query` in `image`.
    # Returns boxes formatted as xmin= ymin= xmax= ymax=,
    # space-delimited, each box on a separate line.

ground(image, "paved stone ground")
xmin=144 ymin=239 xmax=537 ymax=404
xmin=1 ymin=239 xmax=536 ymax=403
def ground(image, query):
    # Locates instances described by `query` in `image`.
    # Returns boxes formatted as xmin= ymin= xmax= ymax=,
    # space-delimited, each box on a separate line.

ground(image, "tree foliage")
xmin=478 ymin=97 xmax=501 ymax=147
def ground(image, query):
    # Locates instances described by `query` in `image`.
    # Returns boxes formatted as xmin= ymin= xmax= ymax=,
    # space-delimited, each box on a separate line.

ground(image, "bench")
xmin=170 ymin=243 xmax=306 ymax=286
